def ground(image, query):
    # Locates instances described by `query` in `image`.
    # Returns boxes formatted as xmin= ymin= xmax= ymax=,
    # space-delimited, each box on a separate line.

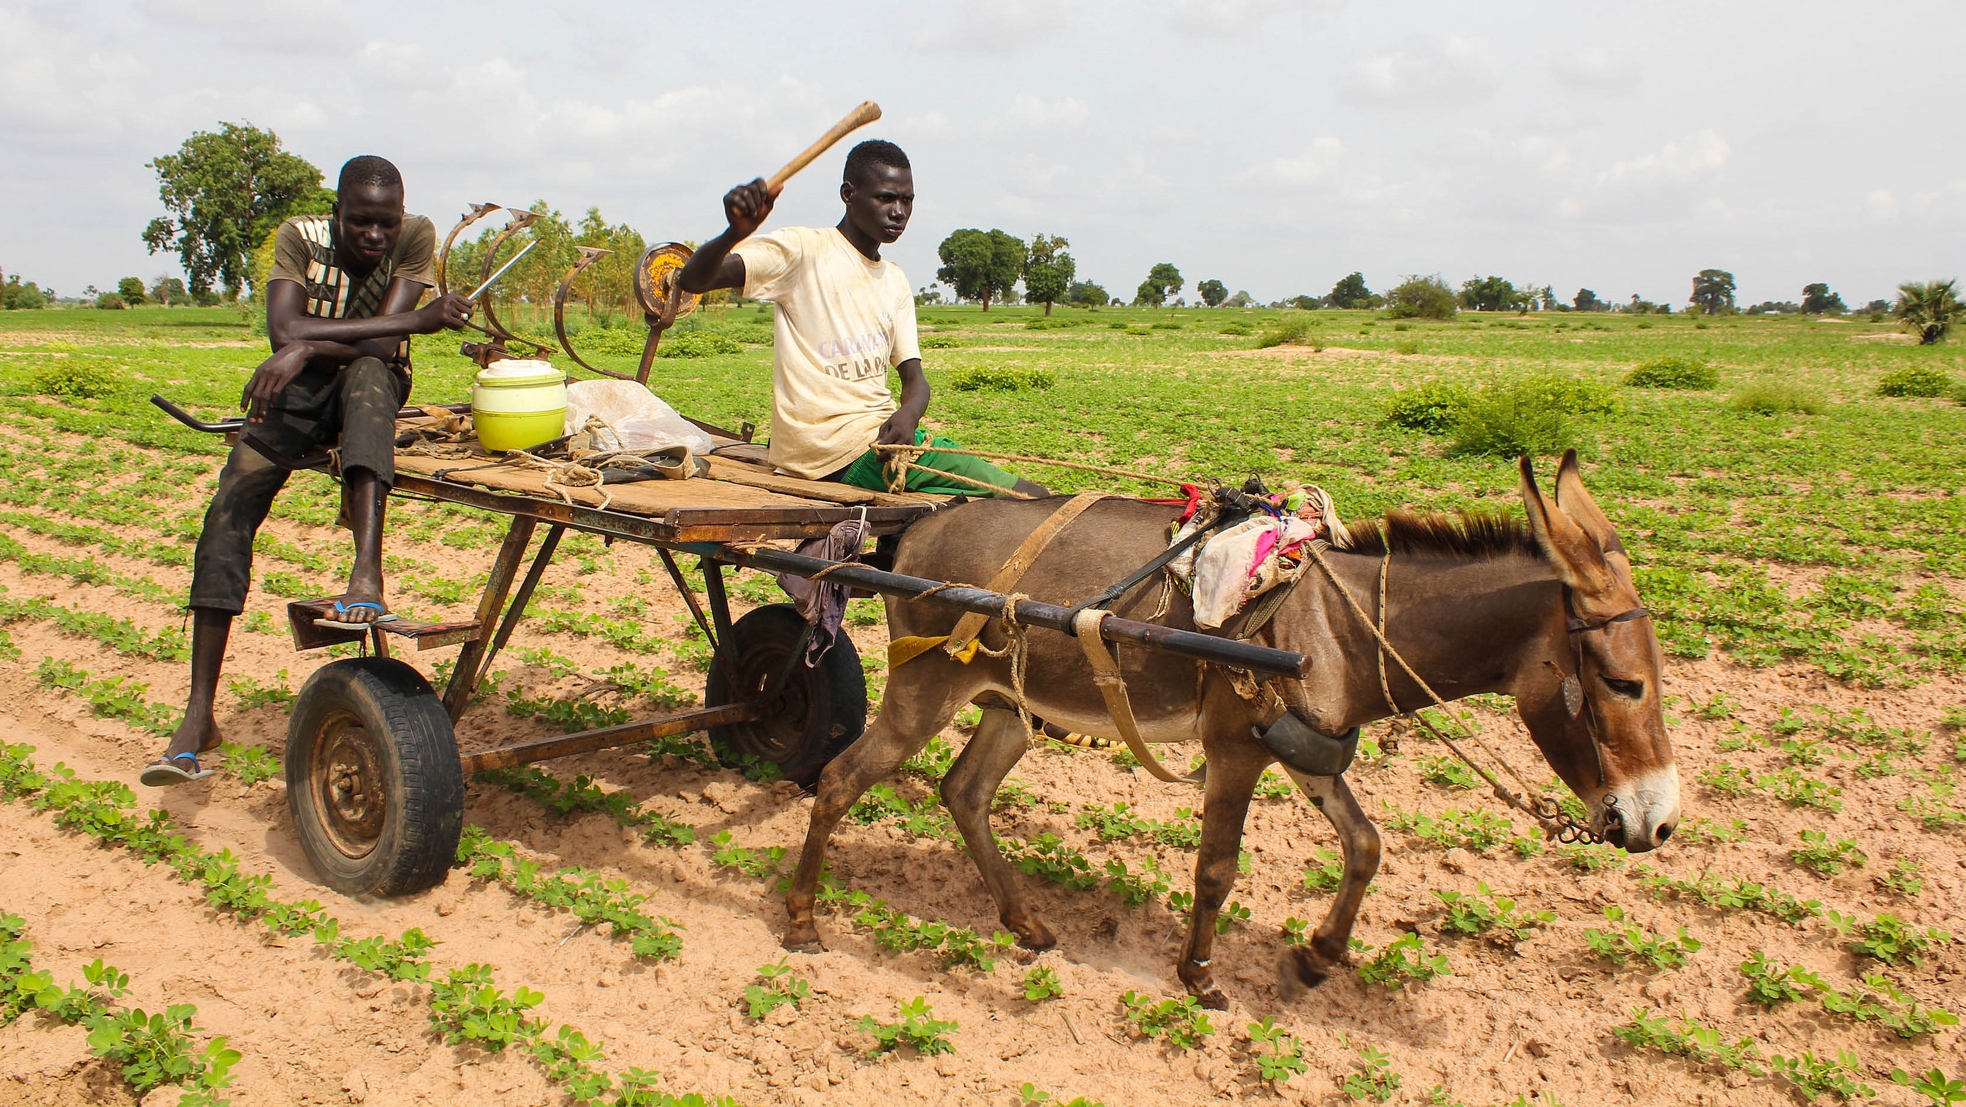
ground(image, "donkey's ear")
xmin=1552 ymin=449 xmax=1632 ymax=579
xmin=1519 ymin=455 xmax=1621 ymax=601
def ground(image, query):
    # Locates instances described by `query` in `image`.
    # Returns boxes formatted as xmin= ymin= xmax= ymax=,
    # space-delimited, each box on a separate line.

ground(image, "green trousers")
xmin=836 ymin=429 xmax=1023 ymax=496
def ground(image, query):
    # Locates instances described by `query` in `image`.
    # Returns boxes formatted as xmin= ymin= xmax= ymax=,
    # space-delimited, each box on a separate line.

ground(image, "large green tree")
xmin=1386 ymin=274 xmax=1458 ymax=320
xmin=143 ymin=122 xmax=329 ymax=299
xmin=1065 ymin=280 xmax=1109 ymax=306
xmin=1458 ymin=275 xmax=1521 ymax=312
xmin=936 ymin=229 xmax=1026 ymax=311
xmin=1134 ymin=262 xmax=1183 ymax=308
xmin=1689 ymin=269 xmax=1736 ymax=315
xmin=1021 ymin=233 xmax=1075 ymax=315
xmin=1894 ymin=278 xmax=1961 ymax=345
xmin=1800 ymin=282 xmax=1846 ymax=315
xmin=1326 ymin=271 xmax=1372 ymax=309
xmin=1197 ymin=278 xmax=1228 ymax=307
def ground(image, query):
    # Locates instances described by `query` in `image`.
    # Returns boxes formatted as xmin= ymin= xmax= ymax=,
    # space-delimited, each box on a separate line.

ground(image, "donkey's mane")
xmin=1342 ymin=509 xmax=1545 ymax=561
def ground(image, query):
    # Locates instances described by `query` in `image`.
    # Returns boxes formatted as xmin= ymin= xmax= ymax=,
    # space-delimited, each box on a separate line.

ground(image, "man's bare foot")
xmin=322 ymin=591 xmax=392 ymax=626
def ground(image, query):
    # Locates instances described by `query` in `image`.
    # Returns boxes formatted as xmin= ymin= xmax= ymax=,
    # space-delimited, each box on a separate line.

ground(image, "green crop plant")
xmin=1613 ymin=1008 xmax=1763 ymax=1074
xmin=901 ymin=734 xmax=957 ymax=780
xmin=1769 ymin=1050 xmax=1874 ymax=1102
xmin=857 ymin=997 xmax=957 ymax=1057
xmin=1790 ymin=830 xmax=1866 ymax=876
xmin=34 ymin=658 xmax=178 ymax=736
xmin=743 ymin=960 xmax=810 ymax=1020
xmin=1669 ymin=817 xmax=1747 ymax=846
xmin=1634 ymin=867 xmax=1823 ymax=925
xmin=1119 ymin=991 xmax=1214 ymax=1049
xmin=1554 ymin=842 xmax=1627 ymax=873
xmin=458 ymin=828 xmax=684 ymax=960
xmin=841 ymin=890 xmax=1013 ymax=971
xmin=1756 ymin=767 xmax=1843 ymax=811
xmin=1356 ymin=932 xmax=1451 ymax=989
xmin=1817 ymin=973 xmax=1959 ymax=1038
xmin=1417 ymin=755 xmax=1482 ymax=790
xmin=227 ymin=670 xmax=295 ymax=711
xmin=1247 ymin=1016 xmax=1309 ymax=1083
xmin=1382 ymin=805 xmax=1516 ymax=852
xmin=1254 ymin=768 xmax=1296 ymax=801
xmin=1342 ymin=1044 xmax=1403 ymax=1102
xmin=1826 ymin=911 xmax=1951 ymax=966
xmin=1898 ymin=781 xmax=1966 ymax=830
xmin=1625 ymin=356 xmax=1718 ymax=390
xmin=1881 ymin=859 xmax=1925 ymax=897
xmin=1022 ymin=965 xmax=1063 ymax=1002
xmin=1583 ymin=906 xmax=1701 ymax=970
xmin=708 ymin=829 xmax=787 ymax=881
xmin=1895 ymin=1067 xmax=1966 ymax=1106
xmin=1103 ymin=856 xmax=1171 ymax=907
xmin=849 ymin=783 xmax=955 ymax=838
xmin=1303 ymin=847 xmax=1345 ymax=893
xmin=1000 ymin=834 xmax=1100 ymax=891
xmin=427 ymin=963 xmax=547 ymax=1051
xmin=474 ymin=766 xmax=695 ymax=847
xmin=1738 ymin=952 xmax=1826 ymax=1006
xmin=1433 ymin=883 xmax=1554 ymax=946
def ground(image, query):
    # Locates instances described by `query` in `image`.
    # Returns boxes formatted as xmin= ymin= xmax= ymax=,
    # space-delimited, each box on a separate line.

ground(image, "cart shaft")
xmin=721 ymin=547 xmax=1311 ymax=680
xmin=459 ymin=701 xmax=762 ymax=774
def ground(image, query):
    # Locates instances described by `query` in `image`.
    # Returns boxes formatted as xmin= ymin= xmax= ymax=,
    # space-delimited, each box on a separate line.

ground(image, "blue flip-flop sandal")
xmin=140 ymin=752 xmax=215 ymax=787
xmin=314 ymin=600 xmax=401 ymax=630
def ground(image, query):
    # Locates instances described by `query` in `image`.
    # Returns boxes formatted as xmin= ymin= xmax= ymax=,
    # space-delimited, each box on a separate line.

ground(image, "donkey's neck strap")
xmin=1565 ymin=606 xmax=1650 ymax=634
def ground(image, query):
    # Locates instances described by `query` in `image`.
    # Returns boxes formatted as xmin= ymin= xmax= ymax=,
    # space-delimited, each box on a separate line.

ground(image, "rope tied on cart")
xmin=874 ymin=443 xmax=1193 ymax=497
xmin=969 ymin=591 xmax=1035 ymax=738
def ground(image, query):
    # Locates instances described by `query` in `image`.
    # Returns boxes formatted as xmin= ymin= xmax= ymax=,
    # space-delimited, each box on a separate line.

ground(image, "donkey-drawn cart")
xmin=156 ymin=399 xmax=1313 ymax=899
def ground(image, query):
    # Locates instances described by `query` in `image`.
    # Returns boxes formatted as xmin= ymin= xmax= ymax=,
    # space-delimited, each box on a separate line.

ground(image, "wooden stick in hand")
xmin=765 ymin=101 xmax=883 ymax=195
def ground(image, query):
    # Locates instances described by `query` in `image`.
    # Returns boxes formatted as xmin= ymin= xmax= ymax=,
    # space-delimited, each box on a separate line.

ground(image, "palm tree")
xmin=1894 ymin=278 xmax=1961 ymax=345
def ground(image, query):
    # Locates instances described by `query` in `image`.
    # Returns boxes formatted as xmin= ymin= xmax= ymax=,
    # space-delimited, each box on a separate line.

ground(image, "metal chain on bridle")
xmin=1301 ymin=542 xmax=1612 ymax=845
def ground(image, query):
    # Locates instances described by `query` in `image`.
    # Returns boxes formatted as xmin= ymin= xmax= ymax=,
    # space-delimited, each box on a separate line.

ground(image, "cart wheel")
xmin=706 ymin=604 xmax=865 ymax=789
xmin=286 ymin=658 xmax=464 ymax=897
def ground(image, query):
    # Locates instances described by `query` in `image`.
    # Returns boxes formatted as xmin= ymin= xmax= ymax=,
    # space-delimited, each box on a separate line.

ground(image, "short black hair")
xmin=843 ymin=140 xmax=909 ymax=183
xmin=337 ymin=155 xmax=403 ymax=196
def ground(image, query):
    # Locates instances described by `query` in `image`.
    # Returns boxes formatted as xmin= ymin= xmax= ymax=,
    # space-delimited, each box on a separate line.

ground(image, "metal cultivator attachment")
xmin=434 ymin=202 xmax=701 ymax=386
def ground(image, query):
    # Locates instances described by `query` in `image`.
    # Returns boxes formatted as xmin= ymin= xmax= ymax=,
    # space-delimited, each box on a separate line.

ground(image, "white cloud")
xmin=1165 ymin=0 xmax=1339 ymax=37
xmin=1345 ymin=36 xmax=1499 ymax=106
xmin=1259 ymin=137 xmax=1343 ymax=188
xmin=912 ymin=1 xmax=1078 ymax=55
xmin=1867 ymin=188 xmax=1898 ymax=219
xmin=995 ymin=94 xmax=1090 ymax=131
xmin=139 ymin=0 xmax=362 ymax=56
xmin=1597 ymin=130 xmax=1730 ymax=187
xmin=1548 ymin=46 xmax=1639 ymax=91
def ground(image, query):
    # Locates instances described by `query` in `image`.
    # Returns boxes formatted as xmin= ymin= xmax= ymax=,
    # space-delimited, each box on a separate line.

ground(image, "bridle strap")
xmin=1565 ymin=606 xmax=1650 ymax=634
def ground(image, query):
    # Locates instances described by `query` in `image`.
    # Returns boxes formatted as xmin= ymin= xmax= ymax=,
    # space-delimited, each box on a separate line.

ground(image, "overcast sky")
xmin=4 ymin=0 xmax=1962 ymax=307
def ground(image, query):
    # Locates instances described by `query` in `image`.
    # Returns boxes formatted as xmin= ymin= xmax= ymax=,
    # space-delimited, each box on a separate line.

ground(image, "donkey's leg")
xmin=1279 ymin=771 xmax=1381 ymax=995
xmin=1176 ymin=739 xmax=1270 ymax=1010
xmin=940 ymin=708 xmax=1053 ymax=950
xmin=784 ymin=691 xmax=951 ymax=951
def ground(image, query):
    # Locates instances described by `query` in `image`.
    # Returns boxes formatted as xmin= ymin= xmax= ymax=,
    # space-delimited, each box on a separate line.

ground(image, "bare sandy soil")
xmin=1 ymin=433 xmax=1963 ymax=1107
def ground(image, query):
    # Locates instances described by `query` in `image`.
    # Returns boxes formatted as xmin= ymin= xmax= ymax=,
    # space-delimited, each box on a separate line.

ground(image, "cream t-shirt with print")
xmin=732 ymin=226 xmax=921 ymax=478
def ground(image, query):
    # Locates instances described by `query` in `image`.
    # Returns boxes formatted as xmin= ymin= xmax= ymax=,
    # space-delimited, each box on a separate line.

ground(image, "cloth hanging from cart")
xmin=774 ymin=518 xmax=871 ymax=665
xmin=1169 ymin=482 xmax=1351 ymax=629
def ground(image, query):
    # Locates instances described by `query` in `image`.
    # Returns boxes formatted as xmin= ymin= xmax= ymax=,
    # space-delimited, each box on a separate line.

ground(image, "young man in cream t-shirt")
xmin=677 ymin=139 xmax=1045 ymax=498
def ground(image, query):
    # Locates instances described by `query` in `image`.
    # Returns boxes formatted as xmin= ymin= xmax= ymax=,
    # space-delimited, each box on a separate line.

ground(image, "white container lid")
xmin=475 ymin=359 xmax=563 ymax=386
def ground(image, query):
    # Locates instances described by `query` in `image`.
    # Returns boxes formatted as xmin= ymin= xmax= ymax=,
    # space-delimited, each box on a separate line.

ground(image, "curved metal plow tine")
xmin=474 ymin=215 xmax=556 ymax=358
xmin=552 ymin=247 xmax=627 ymax=380
xmin=438 ymin=202 xmax=503 ymax=297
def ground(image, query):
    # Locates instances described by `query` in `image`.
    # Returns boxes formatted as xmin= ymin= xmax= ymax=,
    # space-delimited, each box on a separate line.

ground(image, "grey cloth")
xmin=775 ymin=519 xmax=870 ymax=665
xmin=187 ymin=356 xmax=406 ymax=614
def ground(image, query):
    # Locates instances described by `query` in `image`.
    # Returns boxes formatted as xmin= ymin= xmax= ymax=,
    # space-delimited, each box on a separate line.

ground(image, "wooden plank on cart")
xmin=285 ymin=599 xmax=480 ymax=652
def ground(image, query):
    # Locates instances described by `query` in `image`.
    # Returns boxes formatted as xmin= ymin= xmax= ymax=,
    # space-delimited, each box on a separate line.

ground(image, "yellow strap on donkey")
xmin=886 ymin=491 xmax=1107 ymax=671
xmin=1073 ymin=608 xmax=1202 ymax=786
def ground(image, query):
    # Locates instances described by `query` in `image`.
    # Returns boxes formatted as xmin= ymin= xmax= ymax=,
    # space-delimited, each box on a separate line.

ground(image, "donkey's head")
xmin=1516 ymin=450 xmax=1680 ymax=852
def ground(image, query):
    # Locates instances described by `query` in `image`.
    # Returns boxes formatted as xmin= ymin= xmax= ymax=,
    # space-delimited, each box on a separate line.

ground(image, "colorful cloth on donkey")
xmin=1168 ymin=482 xmax=1351 ymax=629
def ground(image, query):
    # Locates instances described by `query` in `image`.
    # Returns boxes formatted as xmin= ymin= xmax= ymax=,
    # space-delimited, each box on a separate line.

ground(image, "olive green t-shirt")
xmin=267 ymin=213 xmax=437 ymax=368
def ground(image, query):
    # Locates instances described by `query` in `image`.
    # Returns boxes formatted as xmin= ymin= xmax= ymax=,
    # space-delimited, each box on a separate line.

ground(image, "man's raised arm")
xmin=677 ymin=178 xmax=777 ymax=295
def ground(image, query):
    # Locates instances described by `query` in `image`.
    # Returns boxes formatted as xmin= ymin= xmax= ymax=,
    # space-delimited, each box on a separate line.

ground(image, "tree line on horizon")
xmin=2 ymin=120 xmax=1959 ymax=346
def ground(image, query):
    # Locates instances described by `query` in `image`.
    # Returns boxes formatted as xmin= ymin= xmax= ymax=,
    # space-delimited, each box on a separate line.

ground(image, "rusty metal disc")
xmin=634 ymin=242 xmax=699 ymax=320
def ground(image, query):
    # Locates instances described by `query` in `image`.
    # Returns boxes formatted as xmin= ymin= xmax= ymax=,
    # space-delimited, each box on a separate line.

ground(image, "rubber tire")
xmin=285 ymin=657 xmax=464 ymax=897
xmin=705 ymin=603 xmax=866 ymax=789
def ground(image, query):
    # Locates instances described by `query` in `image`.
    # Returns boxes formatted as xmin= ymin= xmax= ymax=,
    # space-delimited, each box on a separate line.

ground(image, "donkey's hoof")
xmin=1194 ymin=985 xmax=1229 ymax=1011
xmin=1012 ymin=919 xmax=1058 ymax=952
xmin=782 ymin=922 xmax=824 ymax=953
xmin=1278 ymin=947 xmax=1336 ymax=999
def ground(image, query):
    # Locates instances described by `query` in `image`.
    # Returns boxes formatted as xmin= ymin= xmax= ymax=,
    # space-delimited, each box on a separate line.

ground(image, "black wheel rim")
xmin=311 ymin=712 xmax=386 ymax=859
xmin=724 ymin=638 xmax=816 ymax=764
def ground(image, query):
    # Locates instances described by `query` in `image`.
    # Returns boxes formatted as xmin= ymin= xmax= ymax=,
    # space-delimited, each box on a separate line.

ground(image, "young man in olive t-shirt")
xmin=141 ymin=155 xmax=473 ymax=786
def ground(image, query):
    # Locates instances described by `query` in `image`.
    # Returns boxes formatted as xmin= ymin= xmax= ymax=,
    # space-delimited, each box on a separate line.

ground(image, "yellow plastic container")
xmin=471 ymin=360 xmax=567 ymax=453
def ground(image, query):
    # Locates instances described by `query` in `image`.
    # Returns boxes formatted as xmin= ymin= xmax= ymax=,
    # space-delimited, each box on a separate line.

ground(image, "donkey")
xmin=782 ymin=451 xmax=1680 ymax=1007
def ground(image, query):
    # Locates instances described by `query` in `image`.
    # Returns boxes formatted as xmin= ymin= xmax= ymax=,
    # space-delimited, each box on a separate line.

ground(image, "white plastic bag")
xmin=563 ymin=380 xmax=714 ymax=456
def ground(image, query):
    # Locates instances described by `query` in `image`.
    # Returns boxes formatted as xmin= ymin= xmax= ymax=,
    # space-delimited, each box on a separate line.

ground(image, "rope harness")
xmin=1301 ymin=540 xmax=1646 ymax=845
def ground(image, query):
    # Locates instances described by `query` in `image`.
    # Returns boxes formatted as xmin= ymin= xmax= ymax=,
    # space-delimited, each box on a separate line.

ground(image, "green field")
xmin=2 ymin=302 xmax=1961 ymax=688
